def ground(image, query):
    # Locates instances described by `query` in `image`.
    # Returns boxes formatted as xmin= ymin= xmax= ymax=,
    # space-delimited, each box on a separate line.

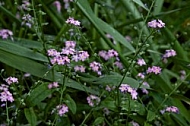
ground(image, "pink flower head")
xmin=66 ymin=17 xmax=80 ymax=26
xmin=90 ymin=61 xmax=102 ymax=75
xmin=74 ymin=65 xmax=85 ymax=72
xmin=161 ymin=106 xmax=179 ymax=114
xmin=65 ymin=40 xmax=76 ymax=49
xmin=56 ymin=104 xmax=69 ymax=116
xmin=163 ymin=49 xmax=176 ymax=58
xmin=53 ymin=1 xmax=61 ymax=13
xmin=137 ymin=72 xmax=145 ymax=79
xmin=137 ymin=58 xmax=146 ymax=66
xmin=119 ymin=84 xmax=138 ymax=100
xmin=78 ymin=51 xmax=89 ymax=61
xmin=87 ymin=95 xmax=100 ymax=107
xmin=114 ymin=61 xmax=123 ymax=69
xmin=148 ymin=19 xmax=165 ymax=28
xmin=47 ymin=49 xmax=59 ymax=57
xmin=0 ymin=29 xmax=13 ymax=39
xmin=146 ymin=66 xmax=162 ymax=74
xmin=5 ymin=77 xmax=18 ymax=85
xmin=0 ymin=90 xmax=14 ymax=102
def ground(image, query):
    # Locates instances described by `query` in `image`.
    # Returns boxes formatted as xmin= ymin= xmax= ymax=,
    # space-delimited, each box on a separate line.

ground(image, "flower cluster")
xmin=74 ymin=65 xmax=85 ymax=72
xmin=162 ymin=49 xmax=176 ymax=63
xmin=21 ymin=14 xmax=34 ymax=28
xmin=119 ymin=84 xmax=138 ymax=100
xmin=5 ymin=76 xmax=18 ymax=85
xmin=48 ymin=40 xmax=89 ymax=66
xmin=48 ymin=82 xmax=59 ymax=89
xmin=63 ymin=0 xmax=73 ymax=9
xmin=66 ymin=17 xmax=80 ymax=26
xmin=54 ymin=104 xmax=69 ymax=116
xmin=148 ymin=19 xmax=165 ymax=28
xmin=53 ymin=1 xmax=61 ymax=13
xmin=0 ymin=76 xmax=18 ymax=105
xmin=105 ymin=85 xmax=115 ymax=92
xmin=18 ymin=0 xmax=30 ymax=10
xmin=137 ymin=58 xmax=146 ymax=66
xmin=141 ymin=82 xmax=150 ymax=94
xmin=160 ymin=106 xmax=179 ymax=114
xmin=0 ymin=29 xmax=13 ymax=39
xmin=146 ymin=66 xmax=162 ymax=74
xmin=137 ymin=72 xmax=145 ymax=79
xmin=98 ymin=49 xmax=123 ymax=69
xmin=90 ymin=61 xmax=102 ymax=75
xmin=98 ymin=49 xmax=118 ymax=60
xmin=87 ymin=95 xmax=100 ymax=107
xmin=179 ymin=70 xmax=186 ymax=80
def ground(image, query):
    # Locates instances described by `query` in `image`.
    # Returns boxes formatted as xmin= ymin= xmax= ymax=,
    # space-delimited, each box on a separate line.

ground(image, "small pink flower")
xmin=146 ymin=66 xmax=161 ymax=74
xmin=0 ymin=29 xmax=13 ymax=39
xmin=87 ymin=95 xmax=100 ymax=107
xmin=148 ymin=19 xmax=165 ymax=28
xmin=55 ymin=104 xmax=69 ymax=116
xmin=53 ymin=1 xmax=61 ymax=13
xmin=137 ymin=58 xmax=146 ymax=66
xmin=114 ymin=61 xmax=123 ymax=69
xmin=66 ymin=17 xmax=80 ymax=26
xmin=5 ymin=77 xmax=18 ymax=85
xmin=137 ymin=72 xmax=145 ymax=79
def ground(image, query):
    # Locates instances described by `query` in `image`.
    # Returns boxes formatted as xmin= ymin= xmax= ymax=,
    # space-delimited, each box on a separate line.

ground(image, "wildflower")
xmin=0 ymin=90 xmax=14 ymax=102
xmin=130 ymin=121 xmax=139 ymax=126
xmin=163 ymin=49 xmax=176 ymax=58
xmin=90 ymin=61 xmax=102 ymax=75
xmin=21 ymin=14 xmax=34 ymax=28
xmin=103 ymin=108 xmax=110 ymax=115
xmin=47 ymin=49 xmax=60 ymax=57
xmin=160 ymin=106 xmax=179 ymax=114
xmin=56 ymin=104 xmax=69 ymax=116
xmin=98 ymin=50 xmax=109 ymax=60
xmin=141 ymin=82 xmax=150 ymax=94
xmin=19 ymin=0 xmax=30 ymax=10
xmin=114 ymin=61 xmax=123 ymax=69
xmin=98 ymin=49 xmax=118 ymax=60
xmin=146 ymin=66 xmax=162 ymax=74
xmin=5 ymin=77 xmax=18 ymax=85
xmin=87 ymin=95 xmax=100 ymax=107
xmin=119 ymin=84 xmax=138 ymax=100
xmin=0 ymin=29 xmax=13 ymax=39
xmin=66 ymin=17 xmax=80 ymax=26
xmin=78 ymin=51 xmax=89 ymax=61
xmin=65 ymin=41 xmax=76 ymax=49
xmin=137 ymin=72 xmax=145 ymax=79
xmin=74 ymin=65 xmax=85 ymax=72
xmin=0 ymin=84 xmax=8 ymax=91
xmin=63 ymin=0 xmax=73 ymax=9
xmin=179 ymin=70 xmax=186 ymax=80
xmin=53 ymin=1 xmax=61 ymax=13
xmin=148 ymin=19 xmax=165 ymax=28
xmin=137 ymin=58 xmax=146 ymax=66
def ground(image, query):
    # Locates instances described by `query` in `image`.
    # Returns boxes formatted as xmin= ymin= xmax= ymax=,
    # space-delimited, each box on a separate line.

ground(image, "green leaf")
xmin=65 ymin=94 xmax=77 ymax=114
xmin=76 ymin=0 xmax=135 ymax=52
xmin=93 ymin=117 xmax=104 ymax=125
xmin=0 ymin=40 xmax=48 ymax=62
xmin=133 ymin=0 xmax=149 ymax=11
xmin=101 ymin=97 xmax=117 ymax=111
xmin=24 ymin=107 xmax=37 ymax=126
xmin=25 ymin=83 xmax=54 ymax=107
xmin=80 ymin=73 xmax=139 ymax=88
xmin=147 ymin=110 xmax=156 ymax=121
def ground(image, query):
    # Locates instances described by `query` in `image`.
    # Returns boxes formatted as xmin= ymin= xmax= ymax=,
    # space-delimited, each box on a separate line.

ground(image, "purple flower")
xmin=137 ymin=58 xmax=146 ymax=66
xmin=161 ymin=106 xmax=179 ymax=114
xmin=56 ymin=104 xmax=69 ymax=116
xmin=0 ymin=29 xmax=13 ymax=39
xmin=130 ymin=120 xmax=139 ymax=126
xmin=90 ymin=61 xmax=102 ymax=75
xmin=74 ymin=65 xmax=86 ymax=72
xmin=5 ymin=77 xmax=18 ymax=85
xmin=66 ymin=17 xmax=80 ymax=26
xmin=119 ymin=84 xmax=138 ymax=100
xmin=137 ymin=72 xmax=145 ymax=79
xmin=87 ymin=95 xmax=100 ymax=107
xmin=114 ymin=61 xmax=123 ymax=69
xmin=0 ymin=90 xmax=14 ymax=102
xmin=146 ymin=66 xmax=162 ymax=74
xmin=148 ymin=19 xmax=165 ymax=28
xmin=53 ymin=1 xmax=61 ymax=13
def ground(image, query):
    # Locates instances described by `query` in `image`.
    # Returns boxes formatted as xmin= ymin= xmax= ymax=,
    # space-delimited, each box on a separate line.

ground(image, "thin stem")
xmin=6 ymin=102 xmax=10 ymax=125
